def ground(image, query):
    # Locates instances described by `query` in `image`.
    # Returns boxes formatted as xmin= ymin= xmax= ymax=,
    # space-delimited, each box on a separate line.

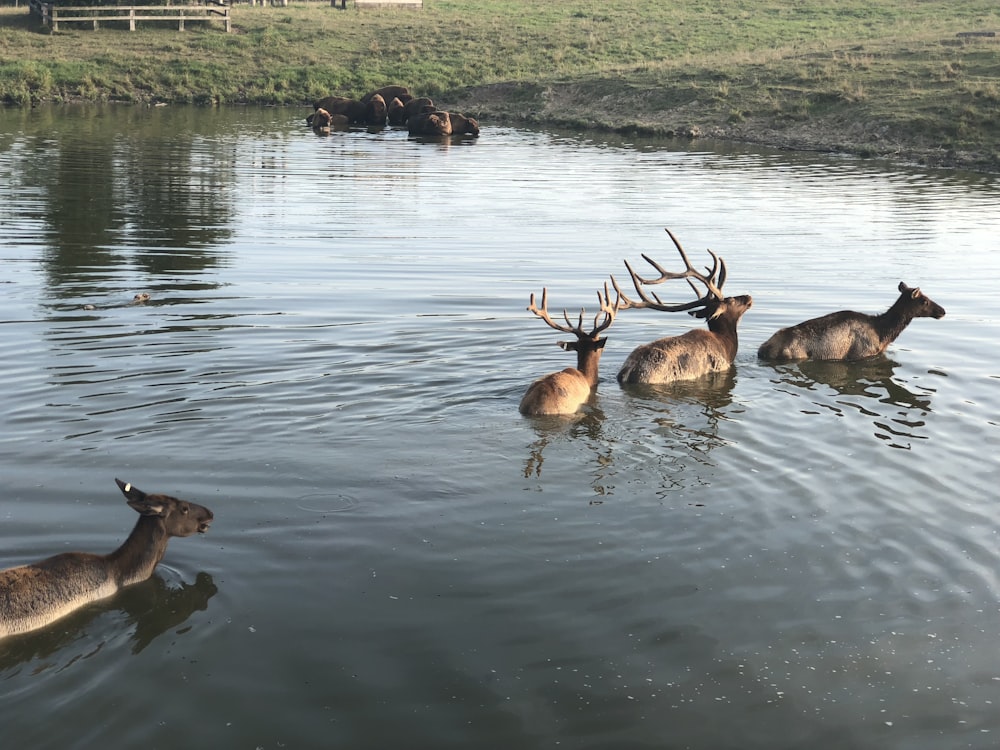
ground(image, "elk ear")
xmin=116 ymin=478 xmax=166 ymax=516
xmin=898 ymin=281 xmax=917 ymax=296
xmin=911 ymin=287 xmax=922 ymax=299
xmin=557 ymin=341 xmax=571 ymax=351
xmin=116 ymin=478 xmax=144 ymax=502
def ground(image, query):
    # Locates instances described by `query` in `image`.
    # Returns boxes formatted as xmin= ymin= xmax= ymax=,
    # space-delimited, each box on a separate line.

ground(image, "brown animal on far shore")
xmin=401 ymin=97 xmax=435 ymax=122
xmin=387 ymin=97 xmax=407 ymax=125
xmin=306 ymin=108 xmax=349 ymax=130
xmin=365 ymin=93 xmax=388 ymax=127
xmin=362 ymin=85 xmax=411 ymax=105
xmin=407 ymin=110 xmax=452 ymax=136
xmin=313 ymin=96 xmax=367 ymax=124
xmin=445 ymin=112 xmax=480 ymax=136
xmin=310 ymin=107 xmax=333 ymax=131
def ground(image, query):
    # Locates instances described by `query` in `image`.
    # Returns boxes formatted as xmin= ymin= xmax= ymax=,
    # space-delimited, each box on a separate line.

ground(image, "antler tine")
xmin=715 ymin=252 xmax=728 ymax=292
xmin=609 ymin=272 xmax=638 ymax=310
xmin=562 ymin=307 xmax=587 ymax=334
xmin=527 ymin=288 xmax=585 ymax=337
xmin=589 ymin=281 xmax=620 ymax=336
xmin=665 ymin=227 xmax=727 ymax=299
xmin=619 ymin=229 xmax=728 ymax=306
xmin=616 ymin=257 xmax=712 ymax=313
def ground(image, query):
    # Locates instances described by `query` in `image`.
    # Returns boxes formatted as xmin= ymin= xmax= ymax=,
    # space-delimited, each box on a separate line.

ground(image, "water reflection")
xmin=0 ymin=105 xmax=236 ymax=291
xmin=623 ymin=368 xmax=736 ymax=442
xmin=766 ymin=356 xmax=935 ymax=449
xmin=0 ymin=571 xmax=217 ymax=675
xmin=523 ymin=408 xmax=613 ymax=498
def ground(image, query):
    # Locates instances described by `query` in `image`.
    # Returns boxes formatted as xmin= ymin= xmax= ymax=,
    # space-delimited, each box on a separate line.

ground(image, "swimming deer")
xmin=757 ymin=281 xmax=946 ymax=361
xmin=519 ymin=284 xmax=621 ymax=416
xmin=0 ymin=479 xmax=213 ymax=639
xmin=612 ymin=229 xmax=753 ymax=385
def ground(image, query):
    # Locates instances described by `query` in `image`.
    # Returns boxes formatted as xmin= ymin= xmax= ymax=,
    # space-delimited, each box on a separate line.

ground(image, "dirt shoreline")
xmin=447 ymin=82 xmax=998 ymax=173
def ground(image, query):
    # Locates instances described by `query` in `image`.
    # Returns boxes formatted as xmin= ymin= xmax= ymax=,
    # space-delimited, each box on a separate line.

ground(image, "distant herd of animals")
xmin=519 ymin=227 xmax=946 ymax=416
xmin=305 ymin=84 xmax=480 ymax=138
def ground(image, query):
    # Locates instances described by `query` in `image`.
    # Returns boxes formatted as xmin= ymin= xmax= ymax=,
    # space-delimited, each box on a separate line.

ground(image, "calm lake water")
xmin=1 ymin=104 xmax=998 ymax=750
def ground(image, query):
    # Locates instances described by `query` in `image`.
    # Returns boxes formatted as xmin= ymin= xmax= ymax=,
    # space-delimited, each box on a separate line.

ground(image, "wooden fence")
xmin=29 ymin=0 xmax=232 ymax=31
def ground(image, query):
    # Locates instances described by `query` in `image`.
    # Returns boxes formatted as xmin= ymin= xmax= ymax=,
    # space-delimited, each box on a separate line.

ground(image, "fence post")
xmin=129 ymin=7 xmax=135 ymax=30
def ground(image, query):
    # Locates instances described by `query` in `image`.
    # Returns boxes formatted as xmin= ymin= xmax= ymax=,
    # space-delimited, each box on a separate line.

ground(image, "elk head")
xmin=611 ymin=228 xmax=752 ymax=332
xmin=898 ymin=282 xmax=945 ymax=319
xmin=526 ymin=283 xmax=620 ymax=382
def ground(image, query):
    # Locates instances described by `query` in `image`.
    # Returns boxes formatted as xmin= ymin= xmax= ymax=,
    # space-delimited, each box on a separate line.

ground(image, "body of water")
xmin=0 ymin=104 xmax=998 ymax=749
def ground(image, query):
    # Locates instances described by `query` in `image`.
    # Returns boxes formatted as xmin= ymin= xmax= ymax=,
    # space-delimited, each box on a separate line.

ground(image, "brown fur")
xmin=401 ymin=97 xmax=435 ymax=122
xmin=387 ymin=97 xmax=407 ymax=125
xmin=313 ymin=96 xmax=367 ymax=124
xmin=758 ymin=282 xmax=946 ymax=361
xmin=519 ymin=287 xmax=619 ymax=416
xmin=520 ymin=339 xmax=608 ymax=416
xmin=365 ymin=93 xmax=388 ymax=127
xmin=617 ymin=295 xmax=753 ymax=384
xmin=362 ymin=85 xmax=410 ymax=105
xmin=311 ymin=107 xmax=334 ymax=131
xmin=408 ymin=111 xmax=452 ymax=136
xmin=0 ymin=479 xmax=213 ymax=639
xmin=444 ymin=112 xmax=480 ymax=136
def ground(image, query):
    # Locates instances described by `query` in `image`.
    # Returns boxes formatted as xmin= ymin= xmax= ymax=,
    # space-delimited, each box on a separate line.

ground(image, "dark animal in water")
xmin=757 ymin=282 xmax=946 ymax=361
xmin=613 ymin=228 xmax=753 ymax=384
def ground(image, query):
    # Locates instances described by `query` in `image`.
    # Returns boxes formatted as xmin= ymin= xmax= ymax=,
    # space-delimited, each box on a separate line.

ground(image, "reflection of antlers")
xmin=527 ymin=283 xmax=620 ymax=339
xmin=611 ymin=228 xmax=728 ymax=312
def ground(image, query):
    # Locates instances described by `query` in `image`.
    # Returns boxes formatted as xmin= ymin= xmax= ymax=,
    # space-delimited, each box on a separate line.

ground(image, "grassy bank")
xmin=1 ymin=0 xmax=998 ymax=169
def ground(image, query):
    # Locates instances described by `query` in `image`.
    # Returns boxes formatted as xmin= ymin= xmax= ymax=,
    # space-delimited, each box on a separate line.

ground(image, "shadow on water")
xmin=764 ymin=356 xmax=935 ymax=449
xmin=0 ymin=571 xmax=217 ymax=676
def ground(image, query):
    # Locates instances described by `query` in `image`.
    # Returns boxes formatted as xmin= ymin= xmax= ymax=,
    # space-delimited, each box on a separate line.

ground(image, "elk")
xmin=757 ymin=281 xmax=946 ymax=361
xmin=613 ymin=229 xmax=753 ymax=384
xmin=519 ymin=284 xmax=621 ymax=416
xmin=0 ymin=478 xmax=213 ymax=639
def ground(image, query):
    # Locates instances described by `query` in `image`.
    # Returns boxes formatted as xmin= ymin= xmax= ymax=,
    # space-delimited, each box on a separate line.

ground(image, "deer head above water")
xmin=519 ymin=284 xmax=621 ymax=416
xmin=0 ymin=478 xmax=213 ymax=639
xmin=612 ymin=228 xmax=753 ymax=385
xmin=757 ymin=281 xmax=946 ymax=361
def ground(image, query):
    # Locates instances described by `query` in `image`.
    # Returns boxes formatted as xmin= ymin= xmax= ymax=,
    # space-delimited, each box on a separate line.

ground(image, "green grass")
xmin=0 ymin=0 xmax=998 ymax=168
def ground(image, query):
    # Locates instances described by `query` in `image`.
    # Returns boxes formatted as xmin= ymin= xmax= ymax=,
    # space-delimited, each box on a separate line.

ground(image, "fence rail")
xmin=28 ymin=0 xmax=232 ymax=31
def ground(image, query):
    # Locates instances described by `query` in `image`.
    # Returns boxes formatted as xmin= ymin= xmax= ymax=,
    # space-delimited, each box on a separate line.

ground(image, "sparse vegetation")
xmin=0 ymin=0 xmax=998 ymax=169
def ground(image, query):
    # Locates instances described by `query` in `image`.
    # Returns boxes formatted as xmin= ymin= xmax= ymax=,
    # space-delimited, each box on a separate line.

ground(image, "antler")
xmin=611 ymin=228 xmax=727 ymax=312
xmin=527 ymin=283 xmax=620 ymax=339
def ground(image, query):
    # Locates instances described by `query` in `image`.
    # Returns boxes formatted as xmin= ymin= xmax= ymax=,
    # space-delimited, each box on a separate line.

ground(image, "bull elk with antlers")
xmin=757 ymin=281 xmax=945 ymax=361
xmin=519 ymin=285 xmax=621 ymax=416
xmin=612 ymin=229 xmax=753 ymax=384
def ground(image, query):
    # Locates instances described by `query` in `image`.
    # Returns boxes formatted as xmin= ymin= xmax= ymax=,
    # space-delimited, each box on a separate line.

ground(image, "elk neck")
xmin=105 ymin=514 xmax=170 ymax=587
xmin=873 ymin=294 xmax=920 ymax=346
xmin=570 ymin=337 xmax=608 ymax=387
xmin=703 ymin=299 xmax=750 ymax=362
